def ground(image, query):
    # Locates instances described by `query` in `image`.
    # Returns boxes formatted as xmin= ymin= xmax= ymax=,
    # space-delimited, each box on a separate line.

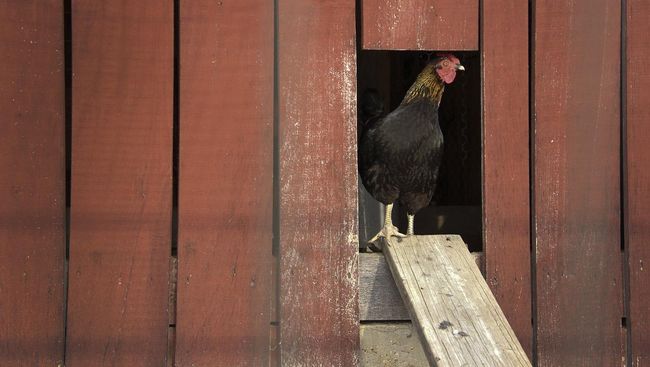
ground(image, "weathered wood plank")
xmin=482 ymin=0 xmax=532 ymax=357
xmin=383 ymin=235 xmax=530 ymax=366
xmin=175 ymin=1 xmax=274 ymax=366
xmin=361 ymin=323 xmax=428 ymax=367
xmin=360 ymin=252 xmax=483 ymax=321
xmin=278 ymin=0 xmax=359 ymax=365
xmin=361 ymin=253 xmax=409 ymax=321
xmin=361 ymin=0 xmax=478 ymax=50
xmin=66 ymin=1 xmax=172 ymax=365
xmin=626 ymin=1 xmax=650 ymax=365
xmin=0 ymin=1 xmax=65 ymax=365
xmin=533 ymin=1 xmax=623 ymax=366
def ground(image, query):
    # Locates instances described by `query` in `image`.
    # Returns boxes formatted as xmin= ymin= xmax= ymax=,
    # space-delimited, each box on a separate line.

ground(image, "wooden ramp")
xmin=383 ymin=235 xmax=531 ymax=366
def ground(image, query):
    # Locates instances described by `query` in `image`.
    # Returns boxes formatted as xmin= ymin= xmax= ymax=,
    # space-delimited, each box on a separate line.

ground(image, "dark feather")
xmin=358 ymin=61 xmax=448 ymax=215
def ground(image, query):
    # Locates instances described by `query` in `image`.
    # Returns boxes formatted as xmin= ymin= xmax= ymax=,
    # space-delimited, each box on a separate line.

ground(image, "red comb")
xmin=436 ymin=53 xmax=460 ymax=63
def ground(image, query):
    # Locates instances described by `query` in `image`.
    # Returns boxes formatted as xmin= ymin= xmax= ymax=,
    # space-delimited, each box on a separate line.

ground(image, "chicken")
xmin=358 ymin=54 xmax=464 ymax=245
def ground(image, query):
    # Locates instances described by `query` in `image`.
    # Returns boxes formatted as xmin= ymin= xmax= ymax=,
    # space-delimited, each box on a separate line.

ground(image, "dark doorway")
xmin=357 ymin=50 xmax=482 ymax=252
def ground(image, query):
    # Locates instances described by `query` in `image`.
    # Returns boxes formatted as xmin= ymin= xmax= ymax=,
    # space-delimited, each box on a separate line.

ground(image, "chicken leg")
xmin=368 ymin=203 xmax=406 ymax=246
xmin=407 ymin=214 xmax=415 ymax=235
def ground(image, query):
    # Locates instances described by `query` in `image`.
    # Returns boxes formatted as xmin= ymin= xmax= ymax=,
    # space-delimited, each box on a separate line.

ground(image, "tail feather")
xmin=360 ymin=88 xmax=384 ymax=121
xmin=358 ymin=88 xmax=385 ymax=141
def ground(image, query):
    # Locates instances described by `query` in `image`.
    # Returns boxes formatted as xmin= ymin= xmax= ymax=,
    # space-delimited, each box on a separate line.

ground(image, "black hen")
xmin=358 ymin=55 xmax=464 ymax=244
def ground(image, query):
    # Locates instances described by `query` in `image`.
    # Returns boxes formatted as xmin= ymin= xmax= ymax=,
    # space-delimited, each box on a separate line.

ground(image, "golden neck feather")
xmin=401 ymin=66 xmax=445 ymax=105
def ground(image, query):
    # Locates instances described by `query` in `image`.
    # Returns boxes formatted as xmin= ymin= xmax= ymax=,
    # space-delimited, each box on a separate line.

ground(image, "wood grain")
xmin=0 ymin=1 xmax=65 ymax=365
xmin=175 ymin=1 xmax=274 ymax=366
xmin=360 ymin=253 xmax=409 ymax=321
xmin=482 ymin=0 xmax=532 ymax=357
xmin=360 ymin=252 xmax=484 ymax=321
xmin=360 ymin=323 xmax=428 ymax=366
xmin=278 ymin=1 xmax=359 ymax=365
xmin=533 ymin=1 xmax=623 ymax=365
xmin=361 ymin=0 xmax=478 ymax=50
xmin=66 ymin=1 xmax=172 ymax=365
xmin=626 ymin=1 xmax=650 ymax=365
xmin=383 ymin=235 xmax=530 ymax=366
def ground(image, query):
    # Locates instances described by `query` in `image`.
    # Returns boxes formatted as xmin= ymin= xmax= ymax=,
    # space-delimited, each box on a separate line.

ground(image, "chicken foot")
xmin=368 ymin=203 xmax=406 ymax=249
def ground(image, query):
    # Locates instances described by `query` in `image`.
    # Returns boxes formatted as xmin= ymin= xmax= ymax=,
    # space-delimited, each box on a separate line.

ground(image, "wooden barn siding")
xmin=626 ymin=0 xmax=650 ymax=365
xmin=0 ymin=2 xmax=65 ymax=366
xmin=278 ymin=0 xmax=360 ymax=365
xmin=175 ymin=1 xmax=274 ymax=366
xmin=533 ymin=1 xmax=624 ymax=366
xmin=5 ymin=3 xmax=650 ymax=366
xmin=481 ymin=0 xmax=532 ymax=358
xmin=361 ymin=0 xmax=478 ymax=50
xmin=66 ymin=1 xmax=172 ymax=366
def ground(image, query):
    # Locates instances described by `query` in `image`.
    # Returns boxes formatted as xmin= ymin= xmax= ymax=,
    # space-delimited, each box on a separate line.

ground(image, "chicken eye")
xmin=443 ymin=60 xmax=449 ymax=67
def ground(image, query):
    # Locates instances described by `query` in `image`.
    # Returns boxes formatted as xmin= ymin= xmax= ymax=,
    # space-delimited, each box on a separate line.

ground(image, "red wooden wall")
xmin=534 ymin=2 xmax=623 ymax=365
xmin=2 ymin=1 xmax=650 ymax=366
xmin=0 ymin=2 xmax=65 ymax=366
xmin=482 ymin=0 xmax=532 ymax=357
xmin=361 ymin=0 xmax=478 ymax=50
xmin=278 ymin=1 xmax=359 ymax=366
xmin=66 ymin=1 xmax=173 ymax=365
xmin=176 ymin=1 xmax=274 ymax=366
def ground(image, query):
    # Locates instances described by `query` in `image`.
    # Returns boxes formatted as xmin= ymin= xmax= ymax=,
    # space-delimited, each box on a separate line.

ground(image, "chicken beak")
xmin=457 ymin=64 xmax=465 ymax=71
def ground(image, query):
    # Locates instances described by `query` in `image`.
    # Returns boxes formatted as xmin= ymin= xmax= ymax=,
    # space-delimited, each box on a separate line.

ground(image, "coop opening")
xmin=357 ymin=50 xmax=482 ymax=252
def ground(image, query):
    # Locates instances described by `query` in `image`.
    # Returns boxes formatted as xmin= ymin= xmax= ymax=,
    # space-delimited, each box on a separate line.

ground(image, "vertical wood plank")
xmin=361 ymin=0 xmax=478 ymax=50
xmin=66 ymin=1 xmax=172 ymax=365
xmin=278 ymin=1 xmax=359 ymax=365
xmin=626 ymin=1 xmax=650 ymax=365
xmin=534 ymin=1 xmax=623 ymax=365
xmin=175 ymin=1 xmax=274 ymax=366
xmin=0 ymin=2 xmax=65 ymax=365
xmin=482 ymin=0 xmax=532 ymax=357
